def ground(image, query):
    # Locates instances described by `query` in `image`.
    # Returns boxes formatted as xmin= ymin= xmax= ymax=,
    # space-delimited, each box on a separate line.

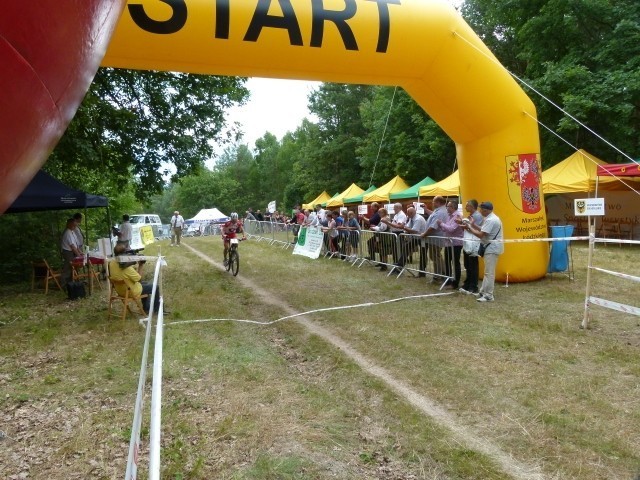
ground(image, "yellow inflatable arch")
xmin=103 ymin=0 xmax=548 ymax=282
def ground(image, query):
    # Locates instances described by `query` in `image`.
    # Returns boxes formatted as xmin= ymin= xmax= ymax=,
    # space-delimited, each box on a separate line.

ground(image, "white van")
xmin=129 ymin=214 xmax=164 ymax=239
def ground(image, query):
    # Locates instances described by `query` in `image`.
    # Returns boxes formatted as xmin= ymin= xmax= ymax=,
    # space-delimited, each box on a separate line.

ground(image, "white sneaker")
xmin=458 ymin=287 xmax=470 ymax=294
xmin=477 ymin=295 xmax=494 ymax=302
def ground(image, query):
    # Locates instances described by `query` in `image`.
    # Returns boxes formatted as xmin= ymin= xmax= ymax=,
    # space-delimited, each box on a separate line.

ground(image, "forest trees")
xmin=45 ymin=69 xmax=249 ymax=202
xmin=461 ymin=0 xmax=640 ymax=166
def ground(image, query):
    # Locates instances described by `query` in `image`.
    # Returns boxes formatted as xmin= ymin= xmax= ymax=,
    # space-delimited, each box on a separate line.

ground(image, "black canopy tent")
xmin=4 ymin=169 xmax=112 ymax=245
xmin=5 ymin=170 xmax=108 ymax=213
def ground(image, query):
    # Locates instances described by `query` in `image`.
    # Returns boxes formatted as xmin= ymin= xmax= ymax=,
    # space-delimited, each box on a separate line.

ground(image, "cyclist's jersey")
xmin=222 ymin=220 xmax=243 ymax=240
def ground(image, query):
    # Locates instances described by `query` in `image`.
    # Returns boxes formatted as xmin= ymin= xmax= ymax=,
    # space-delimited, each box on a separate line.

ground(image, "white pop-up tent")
xmin=187 ymin=208 xmax=229 ymax=223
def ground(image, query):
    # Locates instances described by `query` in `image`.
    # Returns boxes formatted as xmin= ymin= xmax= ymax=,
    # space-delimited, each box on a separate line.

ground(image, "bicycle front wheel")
xmin=225 ymin=252 xmax=232 ymax=271
xmin=230 ymin=250 xmax=239 ymax=276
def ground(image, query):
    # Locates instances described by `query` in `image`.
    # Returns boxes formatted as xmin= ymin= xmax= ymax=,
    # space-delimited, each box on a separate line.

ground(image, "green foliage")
xmin=462 ymin=0 xmax=640 ymax=165
xmin=358 ymin=87 xmax=456 ymax=185
xmin=46 ymin=68 xmax=249 ymax=201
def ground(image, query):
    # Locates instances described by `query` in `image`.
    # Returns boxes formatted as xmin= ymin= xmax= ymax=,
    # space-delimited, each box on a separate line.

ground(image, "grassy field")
xmin=0 ymin=237 xmax=638 ymax=479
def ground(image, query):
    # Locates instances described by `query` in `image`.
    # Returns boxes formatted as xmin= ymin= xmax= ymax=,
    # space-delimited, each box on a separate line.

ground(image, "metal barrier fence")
xmin=354 ymin=230 xmax=454 ymax=288
xmin=244 ymin=220 xmax=296 ymax=247
xmin=245 ymin=221 xmax=455 ymax=288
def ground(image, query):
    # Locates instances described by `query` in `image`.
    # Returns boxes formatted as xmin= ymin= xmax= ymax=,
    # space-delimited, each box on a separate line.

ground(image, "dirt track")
xmin=185 ymin=243 xmax=546 ymax=480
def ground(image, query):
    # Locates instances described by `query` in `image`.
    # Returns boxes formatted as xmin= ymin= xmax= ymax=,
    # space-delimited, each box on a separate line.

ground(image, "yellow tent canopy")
xmin=302 ymin=191 xmax=331 ymax=210
xmin=325 ymin=183 xmax=365 ymax=207
xmin=362 ymin=176 xmax=410 ymax=203
xmin=418 ymin=170 xmax=460 ymax=197
xmin=541 ymin=149 xmax=639 ymax=194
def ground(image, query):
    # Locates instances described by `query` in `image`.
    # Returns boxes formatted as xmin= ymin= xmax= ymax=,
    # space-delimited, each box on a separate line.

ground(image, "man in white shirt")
xmin=381 ymin=203 xmax=407 ymax=266
xmin=421 ymin=196 xmax=448 ymax=278
xmin=463 ymin=201 xmax=504 ymax=302
xmin=61 ymin=218 xmax=83 ymax=291
xmin=117 ymin=214 xmax=132 ymax=248
xmin=72 ymin=212 xmax=84 ymax=252
xmin=397 ymin=206 xmax=428 ymax=274
xmin=315 ymin=204 xmax=327 ymax=226
xmin=305 ymin=208 xmax=319 ymax=227
xmin=170 ymin=210 xmax=185 ymax=246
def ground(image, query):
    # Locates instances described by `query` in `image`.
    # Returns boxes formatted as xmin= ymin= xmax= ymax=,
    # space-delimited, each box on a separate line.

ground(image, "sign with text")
xmin=574 ymin=198 xmax=605 ymax=216
xmin=358 ymin=205 xmax=368 ymax=215
xmin=292 ymin=226 xmax=324 ymax=259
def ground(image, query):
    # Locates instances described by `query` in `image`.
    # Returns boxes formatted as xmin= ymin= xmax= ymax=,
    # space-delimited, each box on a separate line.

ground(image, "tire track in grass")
xmin=184 ymin=243 xmax=546 ymax=480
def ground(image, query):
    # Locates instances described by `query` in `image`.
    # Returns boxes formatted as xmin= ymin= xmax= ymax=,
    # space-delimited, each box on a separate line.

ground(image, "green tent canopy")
xmin=390 ymin=176 xmax=436 ymax=200
xmin=343 ymin=185 xmax=377 ymax=205
xmin=320 ymin=192 xmax=341 ymax=207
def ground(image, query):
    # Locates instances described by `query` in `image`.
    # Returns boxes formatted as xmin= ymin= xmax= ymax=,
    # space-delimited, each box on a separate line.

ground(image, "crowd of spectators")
xmin=242 ymin=196 xmax=503 ymax=301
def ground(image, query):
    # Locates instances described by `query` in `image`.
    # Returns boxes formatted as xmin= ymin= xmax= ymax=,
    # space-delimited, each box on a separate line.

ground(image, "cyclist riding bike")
xmin=222 ymin=212 xmax=245 ymax=266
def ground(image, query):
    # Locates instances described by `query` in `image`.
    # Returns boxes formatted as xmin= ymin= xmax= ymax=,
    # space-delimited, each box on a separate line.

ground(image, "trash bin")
xmin=548 ymin=225 xmax=574 ymax=274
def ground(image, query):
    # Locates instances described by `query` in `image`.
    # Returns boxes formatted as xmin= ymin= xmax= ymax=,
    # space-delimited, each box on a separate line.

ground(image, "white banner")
xmin=292 ymin=226 xmax=324 ymax=259
xmin=267 ymin=200 xmax=276 ymax=213
xmin=574 ymin=198 xmax=605 ymax=216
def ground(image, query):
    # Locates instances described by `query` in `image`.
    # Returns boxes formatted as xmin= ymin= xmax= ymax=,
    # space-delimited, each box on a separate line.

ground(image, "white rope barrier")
xmin=590 ymin=267 xmax=640 ymax=283
xmin=149 ymin=298 xmax=165 ymax=480
xmin=125 ymin=255 xmax=165 ymax=480
xmin=165 ymin=292 xmax=455 ymax=328
xmin=588 ymin=297 xmax=640 ymax=317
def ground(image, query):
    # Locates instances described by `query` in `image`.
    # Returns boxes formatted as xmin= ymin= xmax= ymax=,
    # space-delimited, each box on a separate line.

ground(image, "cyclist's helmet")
xmin=230 ymin=212 xmax=239 ymax=220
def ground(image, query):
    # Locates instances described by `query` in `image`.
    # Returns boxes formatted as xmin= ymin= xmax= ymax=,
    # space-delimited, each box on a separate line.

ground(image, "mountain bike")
xmin=225 ymin=237 xmax=245 ymax=276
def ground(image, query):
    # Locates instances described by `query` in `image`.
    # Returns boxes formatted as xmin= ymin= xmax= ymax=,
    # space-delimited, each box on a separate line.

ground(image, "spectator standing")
xmin=370 ymin=207 xmax=390 ymax=270
xmin=117 ymin=214 xmax=132 ymax=248
xmin=170 ymin=211 xmax=185 ymax=246
xmin=463 ymin=201 xmax=504 ymax=302
xmin=361 ymin=202 xmax=381 ymax=260
xmin=72 ymin=212 xmax=85 ymax=252
xmin=438 ymin=200 xmax=464 ymax=289
xmin=306 ymin=208 xmax=319 ymax=227
xmin=381 ymin=203 xmax=407 ymax=267
xmin=289 ymin=206 xmax=305 ymax=244
xmin=420 ymin=196 xmax=448 ymax=279
xmin=344 ymin=211 xmax=361 ymax=260
xmin=322 ymin=211 xmax=339 ymax=254
xmin=315 ymin=204 xmax=327 ymax=226
xmin=337 ymin=210 xmax=350 ymax=258
xmin=60 ymin=218 xmax=83 ymax=291
xmin=398 ymin=206 xmax=428 ymax=275
xmin=460 ymin=199 xmax=483 ymax=294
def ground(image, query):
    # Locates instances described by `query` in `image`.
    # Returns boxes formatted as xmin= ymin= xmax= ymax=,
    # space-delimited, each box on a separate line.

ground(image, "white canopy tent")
xmin=187 ymin=208 xmax=229 ymax=223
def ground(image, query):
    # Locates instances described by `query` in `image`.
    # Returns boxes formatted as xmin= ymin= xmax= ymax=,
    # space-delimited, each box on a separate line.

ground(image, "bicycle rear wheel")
xmin=230 ymin=250 xmax=239 ymax=276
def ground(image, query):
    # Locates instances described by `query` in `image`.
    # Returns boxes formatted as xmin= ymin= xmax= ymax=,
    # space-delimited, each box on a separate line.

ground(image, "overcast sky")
xmin=226 ymin=77 xmax=320 ymax=148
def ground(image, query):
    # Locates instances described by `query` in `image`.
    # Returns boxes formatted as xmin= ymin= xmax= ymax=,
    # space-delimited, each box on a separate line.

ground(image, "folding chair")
xmin=107 ymin=278 xmax=148 ymax=323
xmin=31 ymin=259 xmax=63 ymax=294
xmin=72 ymin=259 xmax=102 ymax=293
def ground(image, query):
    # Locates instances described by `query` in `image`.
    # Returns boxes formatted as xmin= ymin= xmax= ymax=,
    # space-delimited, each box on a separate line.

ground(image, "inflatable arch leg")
xmin=0 ymin=0 xmax=126 ymax=215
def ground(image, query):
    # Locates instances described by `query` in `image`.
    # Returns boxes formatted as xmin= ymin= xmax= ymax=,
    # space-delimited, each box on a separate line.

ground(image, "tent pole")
xmin=84 ymin=206 xmax=89 ymax=252
xmin=106 ymin=205 xmax=113 ymax=243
